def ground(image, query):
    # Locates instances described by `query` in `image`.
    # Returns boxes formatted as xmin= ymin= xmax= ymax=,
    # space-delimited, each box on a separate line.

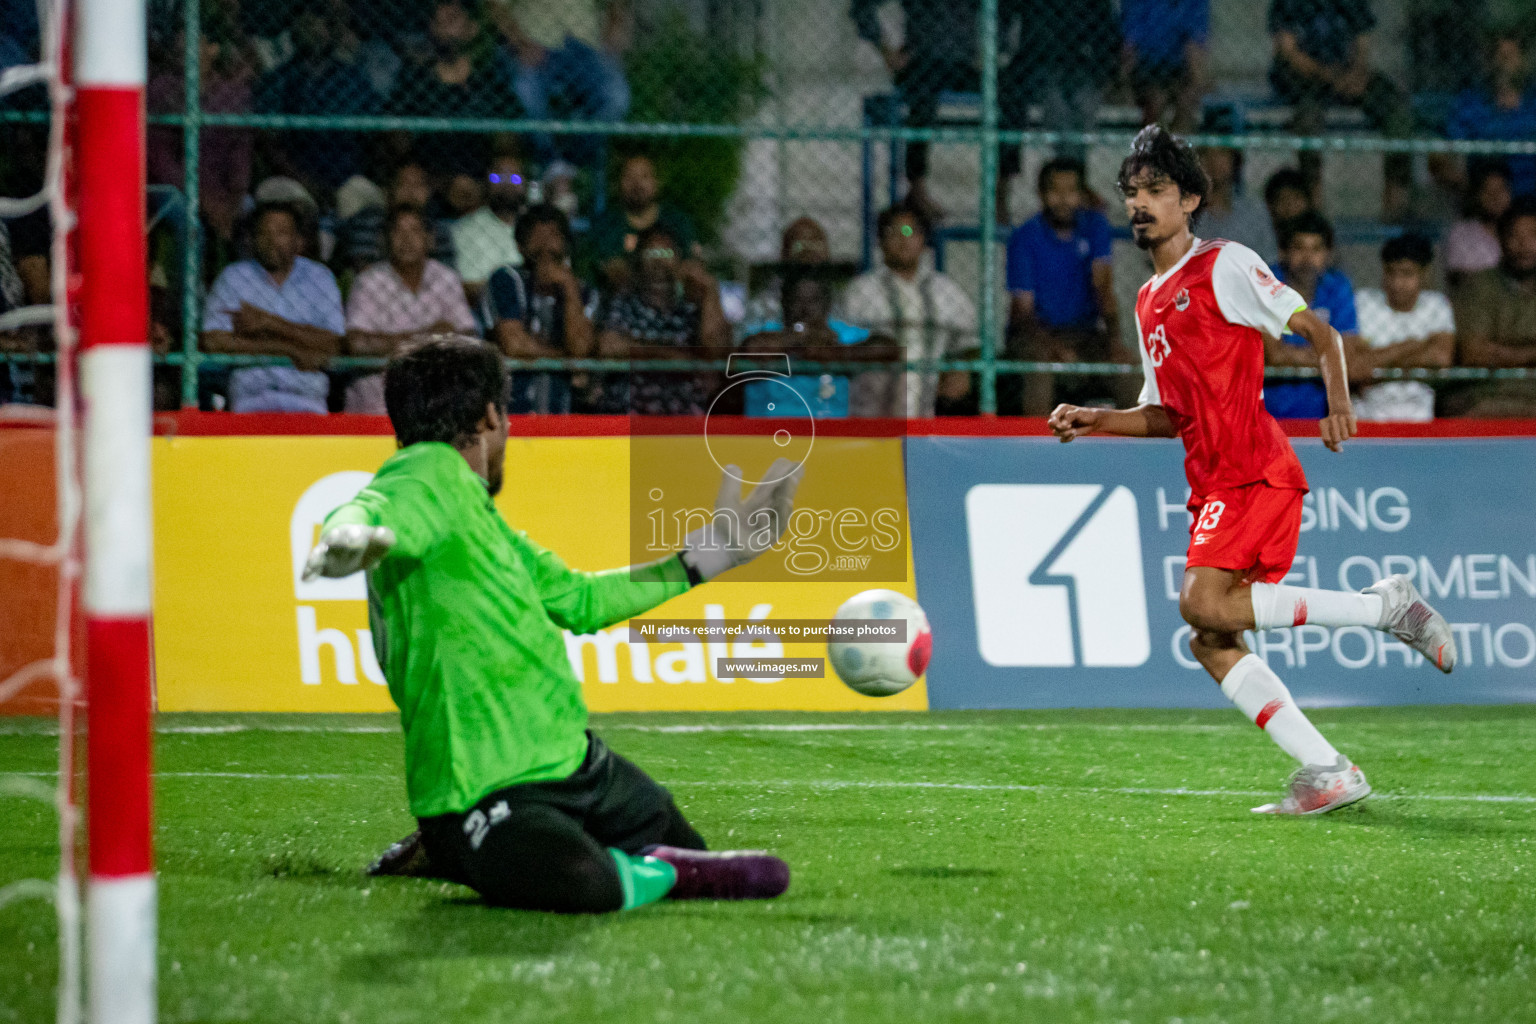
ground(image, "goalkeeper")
xmin=304 ymin=335 xmax=799 ymax=913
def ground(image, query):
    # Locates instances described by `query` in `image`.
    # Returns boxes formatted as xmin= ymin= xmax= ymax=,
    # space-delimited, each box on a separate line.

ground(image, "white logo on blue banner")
xmin=965 ymin=484 xmax=1151 ymax=668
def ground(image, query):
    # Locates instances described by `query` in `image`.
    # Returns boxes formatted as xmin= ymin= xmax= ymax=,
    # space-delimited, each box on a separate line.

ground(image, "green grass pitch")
xmin=3 ymin=706 xmax=1535 ymax=1023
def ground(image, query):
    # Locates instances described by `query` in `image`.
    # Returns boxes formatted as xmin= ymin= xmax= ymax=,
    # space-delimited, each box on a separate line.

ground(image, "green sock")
xmin=608 ymin=849 xmax=677 ymax=911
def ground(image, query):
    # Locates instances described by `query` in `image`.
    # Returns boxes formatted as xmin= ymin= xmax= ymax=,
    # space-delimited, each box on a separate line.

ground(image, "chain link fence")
xmin=5 ymin=0 xmax=1536 ymax=415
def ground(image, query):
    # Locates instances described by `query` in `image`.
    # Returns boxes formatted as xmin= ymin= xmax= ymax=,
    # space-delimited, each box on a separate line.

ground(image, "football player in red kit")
xmin=1049 ymin=126 xmax=1455 ymax=815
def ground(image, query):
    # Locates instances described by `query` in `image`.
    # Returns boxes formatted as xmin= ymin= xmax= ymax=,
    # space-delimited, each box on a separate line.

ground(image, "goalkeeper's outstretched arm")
xmin=528 ymin=459 xmax=805 ymax=634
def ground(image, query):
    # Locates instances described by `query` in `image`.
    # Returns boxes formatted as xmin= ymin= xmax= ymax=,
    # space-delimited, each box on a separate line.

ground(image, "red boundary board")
xmin=141 ymin=412 xmax=1536 ymax=439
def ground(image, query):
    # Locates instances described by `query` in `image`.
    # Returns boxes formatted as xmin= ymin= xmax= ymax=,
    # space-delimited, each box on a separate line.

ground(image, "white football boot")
xmin=1364 ymin=574 xmax=1456 ymax=673
xmin=1252 ymin=756 xmax=1372 ymax=815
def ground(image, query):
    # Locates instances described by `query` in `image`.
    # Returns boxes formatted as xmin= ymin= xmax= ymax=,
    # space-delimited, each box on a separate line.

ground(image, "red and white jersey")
xmin=1135 ymin=237 xmax=1311 ymax=500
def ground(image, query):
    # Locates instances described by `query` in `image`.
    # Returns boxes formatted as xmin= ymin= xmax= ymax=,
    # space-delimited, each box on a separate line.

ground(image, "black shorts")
xmin=417 ymin=732 xmax=705 ymax=911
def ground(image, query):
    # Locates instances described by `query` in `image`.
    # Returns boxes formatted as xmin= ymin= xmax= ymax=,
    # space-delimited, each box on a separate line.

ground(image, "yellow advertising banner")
xmin=151 ymin=434 xmax=927 ymax=712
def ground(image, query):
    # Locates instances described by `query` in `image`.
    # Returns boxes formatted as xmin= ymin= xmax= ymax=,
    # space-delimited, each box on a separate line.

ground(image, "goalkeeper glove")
xmin=302 ymin=524 xmax=397 ymax=581
xmin=680 ymin=458 xmax=804 ymax=582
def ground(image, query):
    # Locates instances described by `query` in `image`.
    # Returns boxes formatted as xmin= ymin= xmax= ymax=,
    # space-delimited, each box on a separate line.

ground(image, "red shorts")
xmin=1185 ymin=482 xmax=1304 ymax=584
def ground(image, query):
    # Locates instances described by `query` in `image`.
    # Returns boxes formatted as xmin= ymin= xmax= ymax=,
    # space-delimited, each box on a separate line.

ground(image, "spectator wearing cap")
xmin=843 ymin=204 xmax=974 ymax=418
xmin=1352 ymin=234 xmax=1454 ymax=422
xmin=588 ymin=223 xmax=729 ymax=414
xmin=1263 ymin=211 xmax=1361 ymax=420
xmin=1445 ymin=163 xmax=1513 ymax=288
xmin=342 ymin=206 xmax=479 ymax=413
xmin=481 ymin=203 xmax=597 ymax=414
xmin=1121 ymin=0 xmax=1208 ymax=132
xmin=586 ymin=154 xmax=699 ymax=290
xmin=334 ymin=162 xmax=456 ymax=278
xmin=202 ymin=201 xmax=344 ymax=413
xmin=1198 ymin=135 xmax=1278 ymax=262
xmin=1005 ymin=158 xmax=1121 ymax=415
xmin=1448 ymin=197 xmax=1536 ymax=416
xmin=453 ymin=152 xmax=529 ymax=305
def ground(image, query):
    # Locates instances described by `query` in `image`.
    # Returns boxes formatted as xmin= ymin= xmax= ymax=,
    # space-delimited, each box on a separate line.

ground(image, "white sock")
xmin=1220 ymin=654 xmax=1341 ymax=767
xmin=1250 ymin=582 xmax=1383 ymax=631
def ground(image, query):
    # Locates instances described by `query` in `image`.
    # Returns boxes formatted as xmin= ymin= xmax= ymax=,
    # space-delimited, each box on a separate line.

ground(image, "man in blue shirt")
xmin=202 ymin=202 xmax=345 ymax=412
xmin=1446 ymin=32 xmax=1536 ymax=199
xmin=1006 ymin=157 xmax=1121 ymax=414
xmin=1264 ymin=210 xmax=1361 ymax=420
xmin=1122 ymin=0 xmax=1209 ymax=132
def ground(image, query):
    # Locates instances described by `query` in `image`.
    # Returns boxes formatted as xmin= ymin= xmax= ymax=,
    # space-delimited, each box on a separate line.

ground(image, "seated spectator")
xmin=1352 ymin=233 xmax=1455 ymax=422
xmin=1446 ymin=33 xmax=1536 ymax=200
xmin=1267 ymin=0 xmax=1412 ymax=217
xmin=481 ymin=203 xmax=597 ymax=414
xmin=586 ymin=154 xmax=699 ymax=289
xmin=252 ymin=8 xmax=379 ymax=201
xmin=453 ymin=152 xmax=529 ymax=304
xmin=334 ymin=162 xmax=455 ymax=277
xmin=1005 ymin=158 xmax=1121 ymax=415
xmin=1264 ymin=167 xmax=1313 ymax=233
xmin=490 ymin=0 xmax=631 ymax=165
xmin=1121 ymin=0 xmax=1208 ymax=132
xmin=0 ymin=214 xmax=51 ymax=404
xmin=1198 ymin=137 xmax=1278 ymax=262
xmin=147 ymin=19 xmax=254 ymax=249
xmin=740 ymin=217 xmax=861 ymax=337
xmin=1445 ymin=162 xmax=1512 ymax=288
xmin=388 ymin=0 xmax=519 ymax=179
xmin=588 ymin=225 xmax=729 ymax=415
xmin=202 ymin=202 xmax=344 ymax=413
xmin=4 ymin=206 xmax=49 ymax=308
xmin=738 ymin=270 xmax=896 ymax=420
xmin=1448 ymin=197 xmax=1536 ymax=416
xmin=1263 ymin=211 xmax=1361 ymax=420
xmin=843 ymin=204 xmax=974 ymax=418
xmin=342 ymin=206 xmax=479 ymax=413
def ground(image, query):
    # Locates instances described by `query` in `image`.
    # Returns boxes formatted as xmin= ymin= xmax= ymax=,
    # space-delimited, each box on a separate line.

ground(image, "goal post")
xmin=74 ymin=0 xmax=156 ymax=1020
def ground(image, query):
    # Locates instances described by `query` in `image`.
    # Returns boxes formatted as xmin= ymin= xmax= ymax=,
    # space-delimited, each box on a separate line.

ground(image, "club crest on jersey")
xmin=1173 ymin=288 xmax=1190 ymax=311
xmin=1253 ymin=264 xmax=1287 ymax=298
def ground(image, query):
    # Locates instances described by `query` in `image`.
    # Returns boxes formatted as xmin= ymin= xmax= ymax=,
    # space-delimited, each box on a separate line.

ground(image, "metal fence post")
xmin=977 ymin=0 xmax=999 ymax=415
xmin=177 ymin=0 xmax=201 ymax=408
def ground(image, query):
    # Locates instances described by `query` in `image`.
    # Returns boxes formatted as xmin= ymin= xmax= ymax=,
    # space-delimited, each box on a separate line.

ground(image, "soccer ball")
xmin=827 ymin=589 xmax=932 ymax=697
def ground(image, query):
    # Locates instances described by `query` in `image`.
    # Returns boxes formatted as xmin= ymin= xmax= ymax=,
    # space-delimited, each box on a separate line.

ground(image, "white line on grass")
xmin=3 ymin=771 xmax=1531 ymax=805
xmin=664 ymin=780 xmax=1536 ymax=805
xmin=0 ymin=721 xmax=1244 ymax=738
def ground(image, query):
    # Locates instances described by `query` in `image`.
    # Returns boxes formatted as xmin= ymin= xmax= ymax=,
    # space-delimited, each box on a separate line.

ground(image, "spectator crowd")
xmin=3 ymin=0 xmax=1536 ymax=418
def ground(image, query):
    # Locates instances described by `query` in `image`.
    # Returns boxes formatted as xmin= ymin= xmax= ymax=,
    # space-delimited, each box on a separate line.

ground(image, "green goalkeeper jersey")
xmin=324 ymin=442 xmax=691 ymax=818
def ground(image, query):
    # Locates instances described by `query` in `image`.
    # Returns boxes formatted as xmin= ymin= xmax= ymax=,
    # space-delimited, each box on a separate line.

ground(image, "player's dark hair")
xmin=1381 ymin=232 xmax=1435 ymax=267
xmin=1038 ymin=156 xmax=1086 ymax=195
xmin=1264 ymin=168 xmax=1311 ymax=209
xmin=1278 ymin=210 xmax=1335 ymax=251
xmin=1117 ymin=125 xmax=1209 ymax=226
xmin=876 ymin=202 xmax=930 ymax=242
xmin=514 ymin=202 xmax=573 ymax=253
xmin=384 ymin=334 xmax=508 ymax=449
xmin=1497 ymin=195 xmax=1536 ymax=242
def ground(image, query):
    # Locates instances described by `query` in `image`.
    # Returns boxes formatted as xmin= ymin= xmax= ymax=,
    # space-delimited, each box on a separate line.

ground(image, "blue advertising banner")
xmin=907 ymin=436 xmax=1536 ymax=709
